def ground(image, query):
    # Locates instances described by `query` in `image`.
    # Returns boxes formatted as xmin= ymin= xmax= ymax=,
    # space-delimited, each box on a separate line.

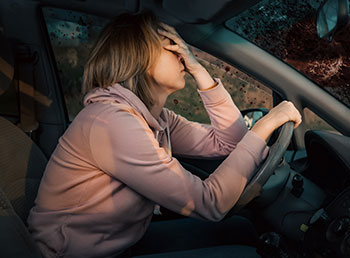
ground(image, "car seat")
xmin=0 ymin=31 xmax=44 ymax=258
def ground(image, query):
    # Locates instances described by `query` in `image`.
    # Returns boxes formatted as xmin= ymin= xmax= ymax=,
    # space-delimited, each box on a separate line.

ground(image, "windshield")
xmin=226 ymin=0 xmax=350 ymax=107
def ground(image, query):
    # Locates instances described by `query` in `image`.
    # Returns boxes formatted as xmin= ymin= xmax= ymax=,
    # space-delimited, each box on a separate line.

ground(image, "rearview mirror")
xmin=316 ymin=0 xmax=349 ymax=41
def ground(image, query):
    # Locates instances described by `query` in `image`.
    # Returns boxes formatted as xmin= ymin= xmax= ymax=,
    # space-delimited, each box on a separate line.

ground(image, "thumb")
xmin=163 ymin=44 xmax=180 ymax=52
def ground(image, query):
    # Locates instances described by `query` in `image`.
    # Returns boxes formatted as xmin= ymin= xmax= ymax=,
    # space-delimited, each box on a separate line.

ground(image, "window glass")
xmin=226 ymin=0 xmax=350 ymax=108
xmin=42 ymin=7 xmax=108 ymax=120
xmin=303 ymin=107 xmax=339 ymax=133
xmin=43 ymin=7 xmax=272 ymax=123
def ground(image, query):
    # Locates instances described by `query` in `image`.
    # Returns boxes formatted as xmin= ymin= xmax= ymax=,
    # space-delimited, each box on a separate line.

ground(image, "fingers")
xmin=157 ymin=23 xmax=188 ymax=49
xmin=293 ymin=115 xmax=302 ymax=129
xmin=163 ymin=44 xmax=179 ymax=50
xmin=253 ymin=101 xmax=302 ymax=141
xmin=157 ymin=22 xmax=203 ymax=75
xmin=163 ymin=44 xmax=181 ymax=54
xmin=158 ymin=26 xmax=192 ymax=63
xmin=157 ymin=28 xmax=185 ymax=48
xmin=287 ymin=101 xmax=302 ymax=129
xmin=163 ymin=44 xmax=185 ymax=63
xmin=159 ymin=22 xmax=178 ymax=36
xmin=278 ymin=101 xmax=302 ymax=129
xmin=294 ymin=114 xmax=302 ymax=129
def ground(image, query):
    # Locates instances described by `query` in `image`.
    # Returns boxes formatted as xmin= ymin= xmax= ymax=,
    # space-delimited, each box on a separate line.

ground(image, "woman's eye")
xmin=170 ymin=39 xmax=176 ymax=45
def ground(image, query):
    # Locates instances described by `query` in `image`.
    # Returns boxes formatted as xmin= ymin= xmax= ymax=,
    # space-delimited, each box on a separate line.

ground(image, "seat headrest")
xmin=0 ymin=32 xmax=14 ymax=95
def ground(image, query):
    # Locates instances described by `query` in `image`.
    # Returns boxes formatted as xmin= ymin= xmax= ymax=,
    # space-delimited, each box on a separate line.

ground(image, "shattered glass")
xmin=227 ymin=0 xmax=350 ymax=107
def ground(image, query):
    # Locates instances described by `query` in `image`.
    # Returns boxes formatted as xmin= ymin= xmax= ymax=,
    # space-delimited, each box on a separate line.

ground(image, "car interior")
xmin=0 ymin=0 xmax=350 ymax=257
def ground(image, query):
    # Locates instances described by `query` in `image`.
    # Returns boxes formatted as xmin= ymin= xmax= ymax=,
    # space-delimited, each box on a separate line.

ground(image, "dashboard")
xmin=287 ymin=130 xmax=350 ymax=257
xmin=303 ymin=130 xmax=350 ymax=197
xmin=258 ymin=130 xmax=350 ymax=257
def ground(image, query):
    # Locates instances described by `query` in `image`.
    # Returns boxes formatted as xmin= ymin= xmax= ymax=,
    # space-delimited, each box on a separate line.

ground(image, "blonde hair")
xmin=82 ymin=12 xmax=162 ymax=109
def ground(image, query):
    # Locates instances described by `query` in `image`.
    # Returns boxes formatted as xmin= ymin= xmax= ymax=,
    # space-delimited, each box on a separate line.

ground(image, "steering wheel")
xmin=233 ymin=121 xmax=294 ymax=212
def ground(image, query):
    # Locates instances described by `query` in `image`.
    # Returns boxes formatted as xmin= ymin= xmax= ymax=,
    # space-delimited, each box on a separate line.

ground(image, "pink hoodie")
xmin=28 ymin=79 xmax=268 ymax=258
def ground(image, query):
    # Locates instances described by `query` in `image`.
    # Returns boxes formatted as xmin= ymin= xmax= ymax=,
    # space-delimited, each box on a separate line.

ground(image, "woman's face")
xmin=147 ymin=36 xmax=186 ymax=95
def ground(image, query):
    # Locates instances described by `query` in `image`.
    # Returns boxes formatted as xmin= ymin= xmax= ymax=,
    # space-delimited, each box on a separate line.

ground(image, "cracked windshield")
xmin=226 ymin=0 xmax=350 ymax=108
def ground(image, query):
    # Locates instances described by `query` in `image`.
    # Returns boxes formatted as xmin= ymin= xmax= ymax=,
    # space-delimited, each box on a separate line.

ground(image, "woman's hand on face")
xmin=157 ymin=23 xmax=203 ymax=76
xmin=157 ymin=22 xmax=216 ymax=90
xmin=251 ymin=101 xmax=302 ymax=142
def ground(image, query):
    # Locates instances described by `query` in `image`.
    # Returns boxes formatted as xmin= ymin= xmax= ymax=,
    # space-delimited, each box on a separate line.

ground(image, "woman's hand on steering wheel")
xmin=251 ymin=101 xmax=302 ymax=142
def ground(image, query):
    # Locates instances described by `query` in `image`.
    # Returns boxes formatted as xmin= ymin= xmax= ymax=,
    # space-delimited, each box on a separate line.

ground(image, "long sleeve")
xmin=89 ymin=103 xmax=268 ymax=221
xmin=167 ymin=79 xmax=248 ymax=157
xmin=28 ymin=81 xmax=269 ymax=258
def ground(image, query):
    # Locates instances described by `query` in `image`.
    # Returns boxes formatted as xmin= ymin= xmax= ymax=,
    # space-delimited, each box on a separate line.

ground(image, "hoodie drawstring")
xmin=154 ymin=126 xmax=172 ymax=157
xmin=166 ymin=124 xmax=172 ymax=157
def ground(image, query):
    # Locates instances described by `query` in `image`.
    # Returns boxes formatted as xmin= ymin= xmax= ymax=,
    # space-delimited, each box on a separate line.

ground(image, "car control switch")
xmin=291 ymin=174 xmax=304 ymax=198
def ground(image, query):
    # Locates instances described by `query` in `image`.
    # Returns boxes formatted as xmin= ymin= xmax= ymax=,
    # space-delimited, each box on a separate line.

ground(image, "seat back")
xmin=0 ymin=32 xmax=45 ymax=257
xmin=0 ymin=186 xmax=42 ymax=258
xmin=0 ymin=116 xmax=48 ymax=223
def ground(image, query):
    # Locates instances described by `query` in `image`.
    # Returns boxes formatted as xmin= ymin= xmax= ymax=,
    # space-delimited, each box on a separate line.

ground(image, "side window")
xmin=165 ymin=46 xmax=273 ymax=123
xmin=42 ymin=7 xmax=108 ymax=120
xmin=303 ymin=108 xmax=339 ymax=133
xmin=43 ymin=8 xmax=272 ymax=123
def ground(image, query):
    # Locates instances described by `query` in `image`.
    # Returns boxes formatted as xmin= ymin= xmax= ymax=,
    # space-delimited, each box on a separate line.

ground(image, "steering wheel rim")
xmin=233 ymin=121 xmax=294 ymax=212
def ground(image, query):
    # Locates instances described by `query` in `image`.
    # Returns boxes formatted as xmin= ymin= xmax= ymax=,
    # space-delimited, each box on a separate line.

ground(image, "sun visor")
xmin=162 ymin=0 xmax=232 ymax=23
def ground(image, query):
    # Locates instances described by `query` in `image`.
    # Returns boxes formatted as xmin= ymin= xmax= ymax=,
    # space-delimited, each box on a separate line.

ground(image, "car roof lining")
xmin=37 ymin=0 xmax=262 ymax=26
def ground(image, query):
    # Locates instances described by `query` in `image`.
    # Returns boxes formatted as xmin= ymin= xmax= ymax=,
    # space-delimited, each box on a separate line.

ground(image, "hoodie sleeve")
xmin=89 ymin=105 xmax=268 ymax=221
xmin=167 ymin=79 xmax=249 ymax=157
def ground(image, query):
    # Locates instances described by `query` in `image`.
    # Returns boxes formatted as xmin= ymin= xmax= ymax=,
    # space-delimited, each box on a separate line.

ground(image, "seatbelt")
xmin=14 ymin=44 xmax=39 ymax=136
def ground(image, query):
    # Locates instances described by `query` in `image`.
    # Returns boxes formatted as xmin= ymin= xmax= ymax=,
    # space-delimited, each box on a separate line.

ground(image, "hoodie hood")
xmin=83 ymin=83 xmax=167 ymax=132
xmin=83 ymin=83 xmax=172 ymax=156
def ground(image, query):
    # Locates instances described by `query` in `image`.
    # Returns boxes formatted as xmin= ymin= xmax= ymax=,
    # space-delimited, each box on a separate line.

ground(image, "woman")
xmin=28 ymin=12 xmax=301 ymax=258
